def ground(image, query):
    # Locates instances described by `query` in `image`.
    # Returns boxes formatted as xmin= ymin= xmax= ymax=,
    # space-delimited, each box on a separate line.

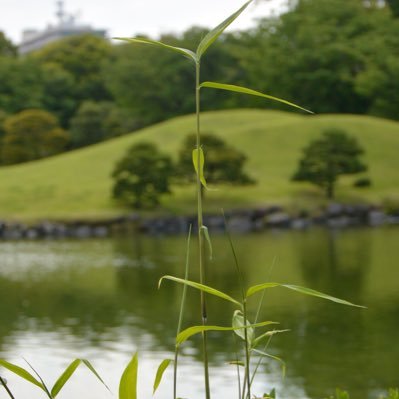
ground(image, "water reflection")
xmin=0 ymin=228 xmax=398 ymax=398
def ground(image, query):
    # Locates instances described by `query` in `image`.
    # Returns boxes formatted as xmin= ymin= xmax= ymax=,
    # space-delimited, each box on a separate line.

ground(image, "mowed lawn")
xmin=0 ymin=109 xmax=398 ymax=220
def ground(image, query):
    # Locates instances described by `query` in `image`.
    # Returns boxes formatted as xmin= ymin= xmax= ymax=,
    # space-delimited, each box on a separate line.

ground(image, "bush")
xmin=353 ymin=177 xmax=372 ymax=188
xmin=112 ymin=142 xmax=174 ymax=209
xmin=292 ymin=128 xmax=368 ymax=199
xmin=1 ymin=109 xmax=68 ymax=164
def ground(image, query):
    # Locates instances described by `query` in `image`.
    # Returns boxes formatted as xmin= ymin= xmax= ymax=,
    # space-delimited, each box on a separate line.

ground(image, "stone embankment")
xmin=1 ymin=203 xmax=399 ymax=240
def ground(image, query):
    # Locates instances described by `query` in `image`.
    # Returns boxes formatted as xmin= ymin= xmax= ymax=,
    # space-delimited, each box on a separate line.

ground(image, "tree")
xmin=292 ymin=128 xmax=368 ymax=199
xmin=0 ymin=31 xmax=17 ymax=57
xmin=1 ymin=109 xmax=69 ymax=164
xmin=177 ymin=133 xmax=255 ymax=187
xmin=0 ymin=58 xmax=44 ymax=114
xmin=69 ymin=101 xmax=137 ymax=148
xmin=33 ymin=34 xmax=112 ymax=104
xmin=386 ymin=0 xmax=399 ymax=17
xmin=112 ymin=142 xmax=174 ymax=209
xmin=103 ymin=28 xmax=242 ymax=126
xmin=235 ymin=0 xmax=399 ymax=118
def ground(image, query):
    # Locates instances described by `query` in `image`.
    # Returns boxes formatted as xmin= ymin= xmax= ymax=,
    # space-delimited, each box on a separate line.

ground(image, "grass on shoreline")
xmin=0 ymin=109 xmax=398 ymax=221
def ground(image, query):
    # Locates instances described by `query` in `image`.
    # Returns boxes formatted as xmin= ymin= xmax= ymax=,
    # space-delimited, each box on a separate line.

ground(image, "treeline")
xmin=0 ymin=0 xmax=398 ymax=165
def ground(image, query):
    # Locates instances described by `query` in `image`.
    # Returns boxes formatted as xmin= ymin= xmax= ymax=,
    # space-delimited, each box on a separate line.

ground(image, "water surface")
xmin=0 ymin=227 xmax=398 ymax=398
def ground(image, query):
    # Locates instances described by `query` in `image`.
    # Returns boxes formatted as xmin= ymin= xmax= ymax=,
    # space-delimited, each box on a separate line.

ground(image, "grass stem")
xmin=0 ymin=376 xmax=16 ymax=399
xmin=196 ymin=60 xmax=211 ymax=399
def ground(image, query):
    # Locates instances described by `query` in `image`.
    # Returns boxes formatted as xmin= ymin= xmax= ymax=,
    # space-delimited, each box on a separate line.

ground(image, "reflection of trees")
xmin=277 ymin=229 xmax=375 ymax=399
xmin=112 ymin=234 xmax=246 ymax=362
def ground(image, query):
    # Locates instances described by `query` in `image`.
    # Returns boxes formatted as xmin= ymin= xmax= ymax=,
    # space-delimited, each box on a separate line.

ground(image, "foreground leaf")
xmin=51 ymin=359 xmax=80 ymax=397
xmin=114 ymin=37 xmax=197 ymax=62
xmin=200 ymin=225 xmax=213 ymax=260
xmin=192 ymin=148 xmax=207 ymax=189
xmin=200 ymin=82 xmax=313 ymax=114
xmin=176 ymin=320 xmax=277 ymax=346
xmin=51 ymin=358 xmax=109 ymax=397
xmin=159 ymin=275 xmax=241 ymax=307
xmin=153 ymin=359 xmax=172 ymax=394
xmin=253 ymin=349 xmax=286 ymax=377
xmin=197 ymin=0 xmax=253 ymax=58
xmin=0 ymin=359 xmax=43 ymax=390
xmin=232 ymin=310 xmax=254 ymax=345
xmin=119 ymin=353 xmax=138 ymax=399
xmin=246 ymin=282 xmax=365 ymax=308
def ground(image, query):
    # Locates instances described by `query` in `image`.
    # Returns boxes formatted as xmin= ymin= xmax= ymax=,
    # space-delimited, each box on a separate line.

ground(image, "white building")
xmin=19 ymin=1 xmax=106 ymax=54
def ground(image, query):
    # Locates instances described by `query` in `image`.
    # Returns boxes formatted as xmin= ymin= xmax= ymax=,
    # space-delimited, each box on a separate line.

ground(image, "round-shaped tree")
xmin=112 ymin=142 xmax=174 ymax=209
xmin=292 ymin=128 xmax=368 ymax=199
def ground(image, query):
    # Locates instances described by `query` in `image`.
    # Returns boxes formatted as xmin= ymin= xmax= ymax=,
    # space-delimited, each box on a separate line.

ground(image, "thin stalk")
xmin=24 ymin=359 xmax=53 ymax=399
xmin=0 ymin=376 xmax=16 ymax=399
xmin=233 ymin=335 xmax=242 ymax=399
xmin=195 ymin=60 xmax=211 ymax=399
xmin=223 ymin=212 xmax=250 ymax=399
xmin=242 ymin=301 xmax=251 ymax=399
xmin=173 ymin=225 xmax=192 ymax=399
xmin=250 ymin=334 xmax=273 ymax=387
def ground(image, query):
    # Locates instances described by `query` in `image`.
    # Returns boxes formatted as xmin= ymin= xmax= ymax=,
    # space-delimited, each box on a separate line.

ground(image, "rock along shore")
xmin=1 ymin=203 xmax=399 ymax=240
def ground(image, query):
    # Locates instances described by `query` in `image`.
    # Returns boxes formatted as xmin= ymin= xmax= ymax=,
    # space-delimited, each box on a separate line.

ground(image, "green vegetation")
xmin=292 ymin=128 xmax=368 ymax=199
xmin=0 ymin=2 xmax=396 ymax=398
xmin=0 ymin=0 xmax=399 ymax=166
xmin=177 ymin=132 xmax=255 ymax=186
xmin=1 ymin=109 xmax=68 ymax=164
xmin=0 ymin=109 xmax=398 ymax=220
xmin=112 ymin=142 xmax=174 ymax=209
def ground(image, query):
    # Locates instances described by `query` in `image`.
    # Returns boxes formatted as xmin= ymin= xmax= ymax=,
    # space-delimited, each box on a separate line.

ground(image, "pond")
xmin=0 ymin=227 xmax=398 ymax=399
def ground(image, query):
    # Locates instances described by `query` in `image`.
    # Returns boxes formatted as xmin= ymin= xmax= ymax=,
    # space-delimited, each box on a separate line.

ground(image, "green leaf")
xmin=81 ymin=359 xmax=110 ymax=392
xmin=51 ymin=359 xmax=80 ymax=397
xmin=251 ymin=330 xmax=290 ymax=349
xmin=153 ymin=359 xmax=172 ymax=394
xmin=200 ymin=82 xmax=313 ymax=114
xmin=0 ymin=359 xmax=44 ymax=390
xmin=192 ymin=148 xmax=207 ymax=189
xmin=50 ymin=358 xmax=109 ymax=397
xmin=176 ymin=320 xmax=277 ymax=346
xmin=228 ymin=360 xmax=245 ymax=367
xmin=232 ymin=310 xmax=254 ymax=345
xmin=200 ymin=225 xmax=213 ymax=260
xmin=196 ymin=0 xmax=253 ymax=58
xmin=252 ymin=349 xmax=286 ymax=377
xmin=246 ymin=282 xmax=365 ymax=308
xmin=114 ymin=37 xmax=197 ymax=62
xmin=119 ymin=353 xmax=138 ymax=399
xmin=159 ymin=275 xmax=241 ymax=307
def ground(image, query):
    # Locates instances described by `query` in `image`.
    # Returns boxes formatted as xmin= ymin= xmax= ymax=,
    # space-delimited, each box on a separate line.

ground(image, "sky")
xmin=0 ymin=0 xmax=285 ymax=45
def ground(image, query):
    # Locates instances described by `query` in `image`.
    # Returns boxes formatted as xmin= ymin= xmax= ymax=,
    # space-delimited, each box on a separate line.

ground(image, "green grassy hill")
xmin=1 ymin=109 xmax=398 ymax=221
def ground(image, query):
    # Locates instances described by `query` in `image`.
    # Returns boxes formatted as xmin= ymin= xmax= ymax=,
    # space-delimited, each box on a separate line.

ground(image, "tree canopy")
xmin=1 ymin=109 xmax=68 ymax=164
xmin=292 ymin=128 xmax=368 ymax=199
xmin=112 ymin=142 xmax=174 ymax=209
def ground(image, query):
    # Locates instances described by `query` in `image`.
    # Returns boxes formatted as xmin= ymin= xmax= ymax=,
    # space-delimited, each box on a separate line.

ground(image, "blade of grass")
xmin=176 ymin=321 xmax=278 ymax=346
xmin=246 ymin=282 xmax=365 ymax=307
xmin=200 ymin=82 xmax=313 ymax=114
xmin=159 ymin=275 xmax=241 ymax=307
xmin=24 ymin=359 xmax=52 ymax=398
xmin=192 ymin=148 xmax=208 ymax=189
xmin=114 ymin=37 xmax=197 ymax=62
xmin=51 ymin=358 xmax=109 ymax=398
xmin=153 ymin=359 xmax=172 ymax=395
xmin=252 ymin=349 xmax=286 ymax=378
xmin=196 ymin=0 xmax=253 ymax=58
xmin=119 ymin=353 xmax=138 ymax=399
xmin=0 ymin=360 xmax=43 ymax=390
